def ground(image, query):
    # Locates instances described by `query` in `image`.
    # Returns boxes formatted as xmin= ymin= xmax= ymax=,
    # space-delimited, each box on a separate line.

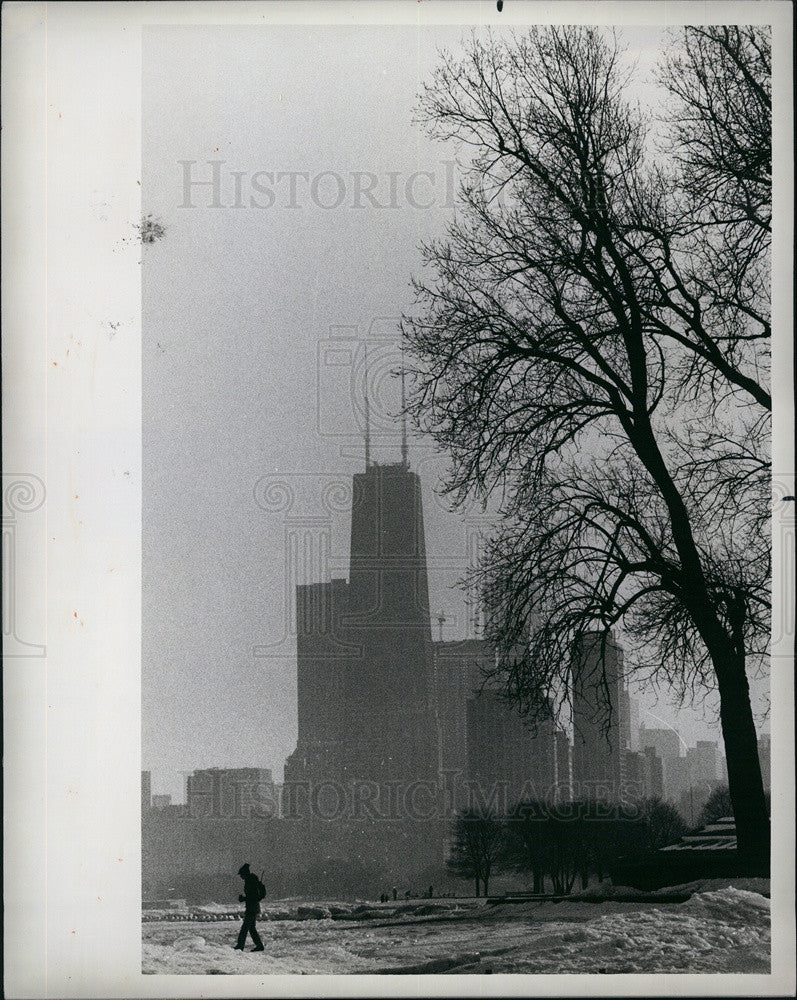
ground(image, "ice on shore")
xmin=142 ymin=884 xmax=770 ymax=975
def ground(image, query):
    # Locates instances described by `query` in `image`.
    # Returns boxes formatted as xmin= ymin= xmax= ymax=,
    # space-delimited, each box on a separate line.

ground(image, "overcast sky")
xmin=142 ymin=23 xmax=768 ymax=800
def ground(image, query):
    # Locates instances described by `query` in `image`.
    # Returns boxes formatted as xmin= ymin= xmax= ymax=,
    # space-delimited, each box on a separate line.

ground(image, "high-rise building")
xmin=141 ymin=770 xmax=152 ymax=815
xmin=570 ymin=630 xmax=629 ymax=802
xmin=757 ymin=734 xmax=771 ymax=791
xmin=465 ymin=691 xmax=557 ymax=810
xmin=187 ymin=768 xmax=276 ymax=819
xmin=621 ymin=751 xmax=645 ymax=802
xmin=687 ymin=741 xmax=719 ymax=785
xmin=433 ymin=638 xmax=567 ymax=809
xmin=642 ymin=746 xmax=664 ymax=800
xmin=662 ymin=753 xmax=690 ymax=805
xmin=628 ymin=698 xmax=640 ymax=752
xmin=284 ymin=458 xmax=438 ymax=791
xmin=619 ymin=747 xmax=663 ymax=803
xmin=554 ymin=728 xmax=571 ymax=801
xmin=639 ymin=725 xmax=682 ymax=760
xmin=433 ymin=639 xmax=492 ymax=784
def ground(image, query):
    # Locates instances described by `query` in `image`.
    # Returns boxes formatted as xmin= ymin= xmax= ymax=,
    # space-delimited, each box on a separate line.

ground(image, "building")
xmin=642 ymin=746 xmax=665 ymax=800
xmin=284 ymin=458 xmax=438 ymax=793
xmin=465 ymin=690 xmax=558 ymax=810
xmin=687 ymin=741 xmax=719 ymax=786
xmin=621 ymin=751 xmax=645 ymax=803
xmin=433 ymin=639 xmax=492 ymax=785
xmin=151 ymin=794 xmax=172 ymax=810
xmin=622 ymin=746 xmax=664 ymax=803
xmin=638 ymin=725 xmax=682 ymax=760
xmin=757 ymin=735 xmax=771 ymax=791
xmin=142 ymin=770 xmax=152 ymax=814
xmin=281 ymin=448 xmax=447 ymax=884
xmin=186 ymin=768 xmax=277 ymax=819
xmin=662 ymin=753 xmax=690 ymax=805
xmin=554 ymin=728 xmax=571 ymax=801
xmin=570 ymin=630 xmax=630 ymax=803
xmin=628 ymin=698 xmax=640 ymax=752
xmin=433 ymin=637 xmax=566 ymax=809
xmin=281 ymin=445 xmax=446 ymax=894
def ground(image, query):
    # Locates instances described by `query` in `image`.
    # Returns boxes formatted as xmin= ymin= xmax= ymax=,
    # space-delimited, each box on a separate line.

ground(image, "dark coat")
xmin=241 ymin=872 xmax=262 ymax=911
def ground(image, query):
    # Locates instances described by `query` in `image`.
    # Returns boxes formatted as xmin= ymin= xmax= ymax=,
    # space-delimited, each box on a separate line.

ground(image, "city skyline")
xmin=142 ymin=24 xmax=770 ymax=803
xmin=145 ymin=445 xmax=739 ymax=822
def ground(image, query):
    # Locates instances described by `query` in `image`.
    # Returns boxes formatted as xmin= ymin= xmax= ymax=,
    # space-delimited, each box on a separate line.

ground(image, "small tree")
xmin=699 ymin=785 xmax=734 ymax=827
xmin=447 ymin=808 xmax=505 ymax=897
xmin=504 ymin=800 xmax=549 ymax=893
xmin=586 ymin=810 xmax=648 ymax=883
xmin=700 ymin=784 xmax=771 ymax=828
xmin=547 ymin=804 xmax=586 ymax=894
xmin=640 ymin=797 xmax=687 ymax=850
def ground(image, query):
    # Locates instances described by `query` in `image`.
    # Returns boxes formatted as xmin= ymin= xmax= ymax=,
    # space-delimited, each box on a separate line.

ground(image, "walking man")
xmin=234 ymin=863 xmax=265 ymax=952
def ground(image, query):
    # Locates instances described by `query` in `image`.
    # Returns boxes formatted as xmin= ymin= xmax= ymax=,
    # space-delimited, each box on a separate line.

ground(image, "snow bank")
xmin=142 ymin=885 xmax=769 ymax=975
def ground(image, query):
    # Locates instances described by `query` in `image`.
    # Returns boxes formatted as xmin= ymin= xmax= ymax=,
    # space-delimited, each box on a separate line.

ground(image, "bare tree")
xmin=446 ymin=808 xmax=505 ymax=896
xmin=504 ymin=800 xmax=549 ymax=893
xmin=403 ymin=27 xmax=770 ymax=860
xmin=662 ymin=26 xmax=771 ymax=235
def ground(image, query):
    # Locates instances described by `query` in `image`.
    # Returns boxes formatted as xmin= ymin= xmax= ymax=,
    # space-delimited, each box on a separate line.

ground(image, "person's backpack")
xmin=255 ymin=874 xmax=267 ymax=901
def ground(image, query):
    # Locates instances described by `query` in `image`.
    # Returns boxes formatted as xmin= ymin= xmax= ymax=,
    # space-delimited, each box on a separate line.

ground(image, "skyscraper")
xmin=465 ymin=691 xmax=558 ymax=810
xmin=757 ymin=734 xmax=771 ymax=792
xmin=570 ymin=630 xmax=629 ymax=802
xmin=433 ymin=639 xmax=491 ymax=784
xmin=554 ymin=728 xmax=572 ymax=801
xmin=639 ymin=724 xmax=683 ymax=760
xmin=186 ymin=768 xmax=276 ymax=819
xmin=141 ymin=770 xmax=152 ymax=815
xmin=628 ymin=697 xmax=640 ymax=752
xmin=687 ymin=741 xmax=719 ymax=785
xmin=284 ymin=458 xmax=438 ymax=792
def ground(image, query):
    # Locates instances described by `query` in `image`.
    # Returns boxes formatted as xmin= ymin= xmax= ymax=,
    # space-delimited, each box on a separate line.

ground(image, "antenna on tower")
xmin=400 ymin=355 xmax=408 ymax=468
xmin=364 ymin=345 xmax=371 ymax=470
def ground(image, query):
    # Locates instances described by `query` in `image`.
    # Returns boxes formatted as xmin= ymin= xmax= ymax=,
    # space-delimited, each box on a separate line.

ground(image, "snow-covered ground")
xmin=142 ymin=882 xmax=770 ymax=975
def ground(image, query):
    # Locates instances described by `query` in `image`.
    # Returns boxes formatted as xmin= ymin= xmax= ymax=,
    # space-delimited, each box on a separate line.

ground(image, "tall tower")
xmin=284 ymin=457 xmax=437 ymax=788
xmin=343 ymin=460 xmax=437 ymax=782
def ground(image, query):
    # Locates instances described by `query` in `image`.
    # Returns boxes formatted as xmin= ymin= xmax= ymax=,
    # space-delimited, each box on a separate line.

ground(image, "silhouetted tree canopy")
xmin=404 ymin=26 xmax=770 ymax=860
xmin=446 ymin=808 xmax=505 ymax=896
xmin=700 ymin=784 xmax=771 ymax=827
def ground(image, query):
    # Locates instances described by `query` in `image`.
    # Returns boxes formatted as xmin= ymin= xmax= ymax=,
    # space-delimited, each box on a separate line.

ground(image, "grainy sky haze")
xmin=142 ymin=24 xmax=767 ymax=800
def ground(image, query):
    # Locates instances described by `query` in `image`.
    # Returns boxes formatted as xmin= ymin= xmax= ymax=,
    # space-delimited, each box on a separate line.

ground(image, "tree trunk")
xmin=483 ymin=875 xmax=489 ymax=896
xmin=714 ymin=651 xmax=770 ymax=867
xmin=627 ymin=397 xmax=769 ymax=865
xmin=533 ymin=868 xmax=543 ymax=894
xmin=474 ymin=877 xmax=480 ymax=897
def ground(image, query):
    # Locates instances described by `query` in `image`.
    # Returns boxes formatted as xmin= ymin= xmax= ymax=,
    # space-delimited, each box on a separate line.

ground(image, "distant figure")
xmin=429 ymin=885 xmax=434 ymax=898
xmin=234 ymin=863 xmax=265 ymax=952
xmin=404 ymin=889 xmax=410 ymax=900
xmin=392 ymin=886 xmax=397 ymax=901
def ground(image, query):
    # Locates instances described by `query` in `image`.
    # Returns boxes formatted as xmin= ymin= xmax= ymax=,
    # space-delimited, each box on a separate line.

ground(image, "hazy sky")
xmin=142 ymin=24 xmax=767 ymax=800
